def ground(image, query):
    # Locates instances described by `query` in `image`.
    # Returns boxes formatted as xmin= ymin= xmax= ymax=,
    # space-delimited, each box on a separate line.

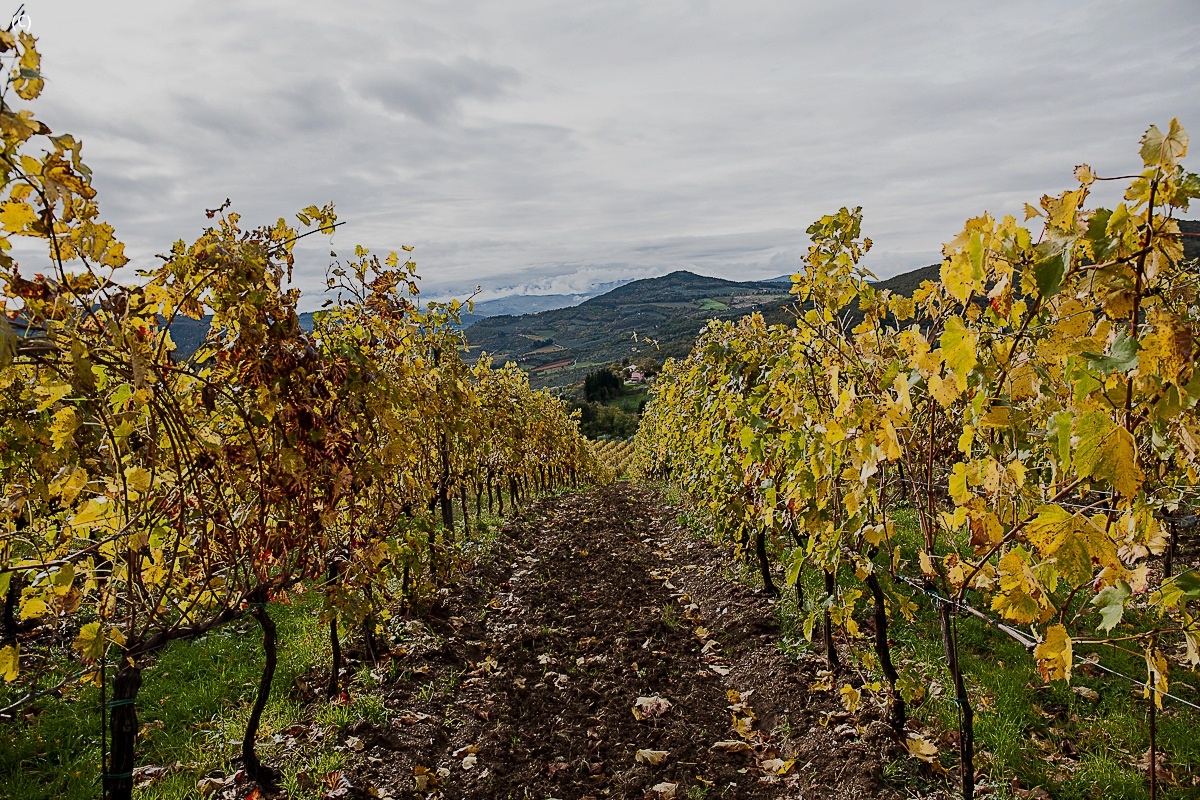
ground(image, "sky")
xmin=18 ymin=1 xmax=1200 ymax=307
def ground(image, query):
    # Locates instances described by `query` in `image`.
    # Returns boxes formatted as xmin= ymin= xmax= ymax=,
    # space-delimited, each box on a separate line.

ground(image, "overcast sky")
xmin=22 ymin=1 xmax=1200 ymax=306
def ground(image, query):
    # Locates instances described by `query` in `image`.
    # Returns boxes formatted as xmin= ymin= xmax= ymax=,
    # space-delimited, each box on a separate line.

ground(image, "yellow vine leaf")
xmin=839 ymin=683 xmax=861 ymax=713
xmin=0 ymin=200 xmax=37 ymax=234
xmin=1034 ymin=623 xmax=1072 ymax=682
xmin=949 ymin=462 xmax=970 ymax=505
xmin=13 ymin=32 xmax=43 ymax=100
xmin=1041 ymin=188 xmax=1087 ymax=233
xmin=49 ymin=465 xmax=88 ymax=505
xmin=939 ymin=317 xmax=978 ymax=392
xmin=42 ymin=157 xmax=96 ymax=201
xmin=19 ymin=595 xmax=48 ymax=621
xmin=1143 ymin=649 xmax=1169 ymax=710
xmin=957 ymin=424 xmax=974 ymax=454
xmin=0 ymin=644 xmax=17 ymax=682
xmin=991 ymin=550 xmax=1052 ymax=624
xmin=35 ymin=382 xmax=72 ymax=412
xmin=67 ymin=498 xmax=108 ymax=530
xmin=927 ymin=373 xmax=959 ymax=407
xmin=1072 ymin=412 xmax=1144 ymax=497
xmin=1139 ymin=118 xmax=1188 ymax=170
xmin=49 ymin=407 xmax=80 ymax=451
xmin=73 ymin=621 xmax=106 ymax=661
xmin=1026 ymin=505 xmax=1074 ymax=557
xmin=880 ymin=418 xmax=902 ymax=460
xmin=1138 ymin=309 xmax=1191 ymax=385
xmin=123 ymin=466 xmax=152 ymax=494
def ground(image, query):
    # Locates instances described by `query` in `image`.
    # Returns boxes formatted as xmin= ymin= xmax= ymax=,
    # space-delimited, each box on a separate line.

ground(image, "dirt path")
xmin=342 ymin=485 xmax=902 ymax=799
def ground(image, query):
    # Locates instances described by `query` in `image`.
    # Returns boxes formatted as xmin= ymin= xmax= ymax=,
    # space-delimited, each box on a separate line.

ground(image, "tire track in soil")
xmin=342 ymin=485 xmax=904 ymax=799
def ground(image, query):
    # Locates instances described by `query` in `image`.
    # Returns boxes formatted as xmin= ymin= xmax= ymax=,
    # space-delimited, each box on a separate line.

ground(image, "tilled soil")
xmin=339 ymin=485 xmax=906 ymax=799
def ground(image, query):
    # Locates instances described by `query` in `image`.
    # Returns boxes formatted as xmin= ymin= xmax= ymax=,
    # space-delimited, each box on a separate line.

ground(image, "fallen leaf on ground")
xmin=809 ymin=670 xmax=834 ymax=692
xmin=195 ymin=778 xmax=225 ymax=797
xmin=760 ymin=758 xmax=786 ymax=774
xmin=138 ymin=719 xmax=165 ymax=737
xmin=650 ymin=781 xmax=677 ymax=799
xmin=905 ymin=734 xmax=939 ymax=762
xmin=711 ymin=740 xmax=752 ymax=753
xmin=635 ymin=749 xmax=668 ymax=765
xmin=1137 ymin=748 xmax=1176 ymax=783
xmin=413 ymin=766 xmax=438 ymax=792
xmin=632 ymin=695 xmax=672 ymax=720
xmin=733 ymin=714 xmax=755 ymax=739
xmin=726 ymin=689 xmax=753 ymax=711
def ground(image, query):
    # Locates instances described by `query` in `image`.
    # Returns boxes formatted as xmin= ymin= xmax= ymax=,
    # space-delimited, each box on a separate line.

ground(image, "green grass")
xmin=0 ymin=591 xmax=389 ymax=800
xmin=612 ymin=387 xmax=649 ymax=414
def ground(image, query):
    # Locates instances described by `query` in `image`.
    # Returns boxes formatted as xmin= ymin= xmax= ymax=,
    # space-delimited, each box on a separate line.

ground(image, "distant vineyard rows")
xmin=592 ymin=437 xmax=637 ymax=480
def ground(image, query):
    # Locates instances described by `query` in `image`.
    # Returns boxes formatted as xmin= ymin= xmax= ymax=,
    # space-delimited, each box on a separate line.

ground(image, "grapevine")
xmin=0 ymin=30 xmax=604 ymax=798
xmin=635 ymin=123 xmax=1200 ymax=797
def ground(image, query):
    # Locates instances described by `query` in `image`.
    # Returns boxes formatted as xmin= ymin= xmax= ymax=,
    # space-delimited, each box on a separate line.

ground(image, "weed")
xmin=416 ymin=681 xmax=438 ymax=704
xmin=441 ymin=669 xmax=463 ymax=695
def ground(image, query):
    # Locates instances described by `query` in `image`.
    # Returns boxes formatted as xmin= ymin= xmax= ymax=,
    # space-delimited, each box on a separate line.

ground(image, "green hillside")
xmin=463 ymin=271 xmax=793 ymax=387
xmin=464 ymin=264 xmax=946 ymax=387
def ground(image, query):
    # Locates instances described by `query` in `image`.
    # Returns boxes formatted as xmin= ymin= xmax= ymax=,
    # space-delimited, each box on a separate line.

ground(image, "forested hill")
xmin=463 ymin=265 xmax=942 ymax=388
xmin=462 ymin=271 xmax=793 ymax=387
xmin=467 ymin=221 xmax=1200 ymax=389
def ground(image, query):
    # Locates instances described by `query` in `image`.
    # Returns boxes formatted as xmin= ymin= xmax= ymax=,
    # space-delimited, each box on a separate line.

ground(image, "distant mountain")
xmin=463 ymin=263 xmax=951 ymax=388
xmin=1183 ymin=219 xmax=1200 ymax=260
xmin=463 ymin=271 xmax=796 ymax=388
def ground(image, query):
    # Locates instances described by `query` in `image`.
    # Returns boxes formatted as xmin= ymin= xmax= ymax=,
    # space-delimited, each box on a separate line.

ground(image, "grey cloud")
xmin=21 ymin=0 xmax=1200 ymax=310
xmin=355 ymin=58 xmax=520 ymax=125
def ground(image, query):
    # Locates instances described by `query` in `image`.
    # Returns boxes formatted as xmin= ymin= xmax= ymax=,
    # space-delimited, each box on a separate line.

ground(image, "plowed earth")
xmin=324 ymin=485 xmax=905 ymax=799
